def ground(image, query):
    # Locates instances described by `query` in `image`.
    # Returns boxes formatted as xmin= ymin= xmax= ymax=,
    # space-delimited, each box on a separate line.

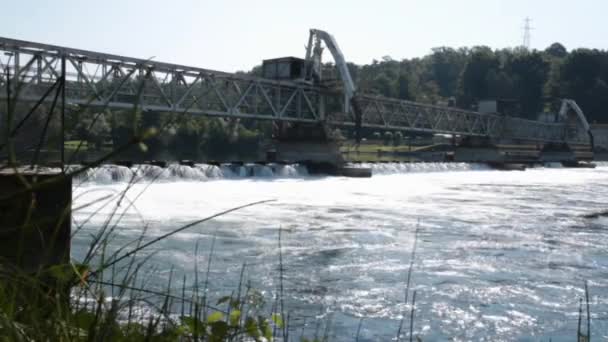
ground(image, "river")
xmin=71 ymin=162 xmax=608 ymax=341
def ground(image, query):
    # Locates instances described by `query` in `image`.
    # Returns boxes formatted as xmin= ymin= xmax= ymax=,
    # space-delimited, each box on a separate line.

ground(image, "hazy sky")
xmin=1 ymin=0 xmax=605 ymax=72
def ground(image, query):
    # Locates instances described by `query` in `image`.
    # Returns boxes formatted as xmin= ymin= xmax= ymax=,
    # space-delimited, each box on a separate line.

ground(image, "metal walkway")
xmin=0 ymin=36 xmax=592 ymax=145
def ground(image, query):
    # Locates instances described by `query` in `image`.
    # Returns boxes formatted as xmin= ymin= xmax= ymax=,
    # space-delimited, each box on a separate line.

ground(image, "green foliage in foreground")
xmin=0 ymin=266 xmax=295 ymax=342
xmin=0 ymin=157 xmax=314 ymax=341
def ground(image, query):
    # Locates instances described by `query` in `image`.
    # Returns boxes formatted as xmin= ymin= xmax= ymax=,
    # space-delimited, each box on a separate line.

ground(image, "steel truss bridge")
xmin=0 ymin=36 xmax=592 ymax=146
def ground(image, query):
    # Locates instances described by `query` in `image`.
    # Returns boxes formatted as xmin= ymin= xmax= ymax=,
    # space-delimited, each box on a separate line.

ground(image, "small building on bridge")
xmin=262 ymin=57 xmax=306 ymax=80
xmin=477 ymin=99 xmax=522 ymax=117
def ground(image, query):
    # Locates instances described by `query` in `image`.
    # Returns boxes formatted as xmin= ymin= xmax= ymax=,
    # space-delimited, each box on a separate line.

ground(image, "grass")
xmin=64 ymin=140 xmax=89 ymax=151
xmin=339 ymin=141 xmax=450 ymax=162
xmin=339 ymin=142 xmax=435 ymax=154
xmin=341 ymin=153 xmax=421 ymax=163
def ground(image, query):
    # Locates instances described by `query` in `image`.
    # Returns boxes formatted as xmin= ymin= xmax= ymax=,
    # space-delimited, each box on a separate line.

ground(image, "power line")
xmin=522 ymin=17 xmax=533 ymax=50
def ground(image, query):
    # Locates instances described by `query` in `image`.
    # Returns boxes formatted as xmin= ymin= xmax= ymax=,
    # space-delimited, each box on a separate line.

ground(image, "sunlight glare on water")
xmin=72 ymin=163 xmax=608 ymax=340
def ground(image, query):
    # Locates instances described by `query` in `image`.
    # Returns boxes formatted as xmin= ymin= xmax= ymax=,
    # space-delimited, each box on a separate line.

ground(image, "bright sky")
xmin=2 ymin=0 xmax=605 ymax=72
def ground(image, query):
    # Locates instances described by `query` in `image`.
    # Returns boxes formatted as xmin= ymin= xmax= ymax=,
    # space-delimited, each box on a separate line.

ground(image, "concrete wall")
xmin=274 ymin=141 xmax=343 ymax=164
xmin=0 ymin=172 xmax=71 ymax=272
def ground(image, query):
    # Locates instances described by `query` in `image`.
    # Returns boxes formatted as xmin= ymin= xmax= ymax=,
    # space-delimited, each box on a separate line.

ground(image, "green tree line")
xmin=348 ymin=42 xmax=608 ymax=123
xmin=64 ymin=109 xmax=271 ymax=161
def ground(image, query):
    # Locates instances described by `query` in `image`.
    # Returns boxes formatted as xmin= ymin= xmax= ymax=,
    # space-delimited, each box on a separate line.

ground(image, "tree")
xmin=545 ymin=43 xmax=568 ymax=59
xmin=397 ymin=74 xmax=414 ymax=101
xmin=75 ymin=112 xmax=110 ymax=150
xmin=333 ymin=128 xmax=345 ymax=140
xmin=485 ymin=69 xmax=514 ymax=100
xmin=169 ymin=118 xmax=203 ymax=159
xmin=459 ymin=47 xmax=500 ymax=108
xmin=393 ymin=131 xmax=403 ymax=146
xmin=373 ymin=73 xmax=396 ymax=97
xmin=383 ymin=131 xmax=393 ymax=145
xmin=560 ymin=49 xmax=608 ymax=123
xmin=429 ymin=47 xmax=466 ymax=98
xmin=505 ymin=52 xmax=550 ymax=118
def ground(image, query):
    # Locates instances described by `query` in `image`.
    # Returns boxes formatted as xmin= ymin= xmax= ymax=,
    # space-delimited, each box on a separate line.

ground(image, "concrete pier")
xmin=0 ymin=170 xmax=71 ymax=273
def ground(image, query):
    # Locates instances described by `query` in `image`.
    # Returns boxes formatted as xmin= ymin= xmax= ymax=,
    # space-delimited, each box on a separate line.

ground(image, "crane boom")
xmin=306 ymin=29 xmax=356 ymax=113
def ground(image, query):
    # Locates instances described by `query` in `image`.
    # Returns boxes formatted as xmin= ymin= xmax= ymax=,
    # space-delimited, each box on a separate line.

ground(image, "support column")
xmin=0 ymin=171 xmax=72 ymax=273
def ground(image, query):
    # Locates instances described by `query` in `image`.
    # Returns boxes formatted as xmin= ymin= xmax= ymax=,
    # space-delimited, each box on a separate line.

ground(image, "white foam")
xmin=594 ymin=161 xmax=608 ymax=168
xmin=73 ymin=163 xmax=310 ymax=184
xmin=78 ymin=165 xmax=134 ymax=183
xmin=352 ymin=162 xmax=490 ymax=175
xmin=72 ymin=162 xmax=500 ymax=184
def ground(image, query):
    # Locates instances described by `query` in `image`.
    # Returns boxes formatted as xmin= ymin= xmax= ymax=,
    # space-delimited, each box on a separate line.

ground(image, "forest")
xmin=347 ymin=42 xmax=608 ymax=123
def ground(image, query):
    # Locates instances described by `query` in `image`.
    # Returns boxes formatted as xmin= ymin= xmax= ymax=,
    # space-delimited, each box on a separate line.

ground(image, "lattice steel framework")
xmin=0 ymin=37 xmax=323 ymax=124
xmin=0 ymin=36 xmax=591 ymax=145
xmin=342 ymin=95 xmax=588 ymax=143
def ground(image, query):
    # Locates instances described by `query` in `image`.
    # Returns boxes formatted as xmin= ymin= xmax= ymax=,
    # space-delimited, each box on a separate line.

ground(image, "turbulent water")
xmin=72 ymin=162 xmax=608 ymax=341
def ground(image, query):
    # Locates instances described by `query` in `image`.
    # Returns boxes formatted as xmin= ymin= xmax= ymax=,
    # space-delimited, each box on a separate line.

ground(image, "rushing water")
xmin=71 ymin=163 xmax=608 ymax=340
